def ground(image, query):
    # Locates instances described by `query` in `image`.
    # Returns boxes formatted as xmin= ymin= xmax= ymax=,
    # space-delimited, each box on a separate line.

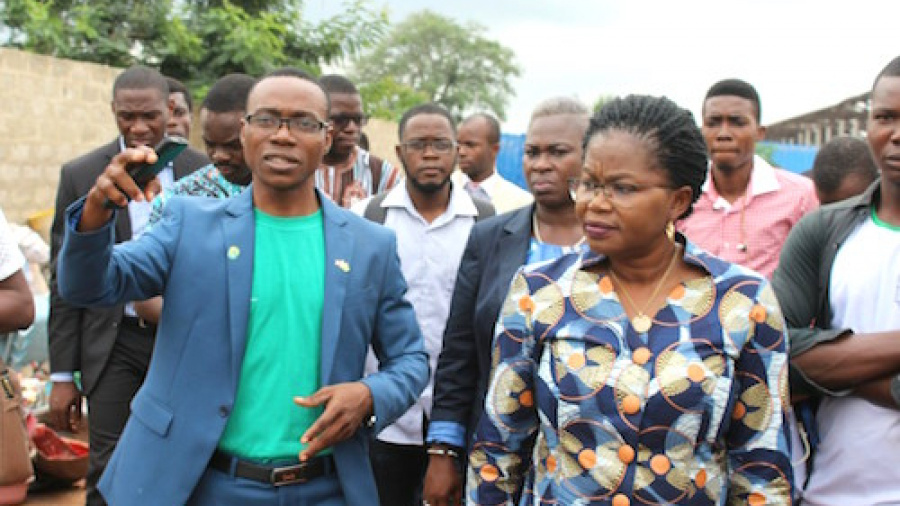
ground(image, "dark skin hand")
xmin=294 ymin=381 xmax=373 ymax=461
xmin=79 ymin=146 xmax=161 ymax=233
xmin=423 ymin=453 xmax=463 ymax=506
xmin=48 ymin=381 xmax=82 ymax=432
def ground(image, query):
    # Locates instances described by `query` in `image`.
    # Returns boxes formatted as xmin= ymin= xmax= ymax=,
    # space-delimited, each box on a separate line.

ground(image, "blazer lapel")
xmin=222 ymin=189 xmax=256 ymax=389
xmin=319 ymin=193 xmax=352 ymax=384
xmin=496 ymin=205 xmax=533 ymax=286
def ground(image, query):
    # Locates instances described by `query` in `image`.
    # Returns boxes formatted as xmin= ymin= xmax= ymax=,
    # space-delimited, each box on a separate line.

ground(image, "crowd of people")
xmin=1 ymin=53 xmax=899 ymax=505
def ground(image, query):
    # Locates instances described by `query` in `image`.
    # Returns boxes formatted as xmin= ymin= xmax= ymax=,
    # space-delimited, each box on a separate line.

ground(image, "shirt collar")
xmin=701 ymin=155 xmax=781 ymax=209
xmin=455 ymin=169 xmax=499 ymax=192
xmin=380 ymin=180 xmax=479 ymax=223
xmin=476 ymin=171 xmax=500 ymax=193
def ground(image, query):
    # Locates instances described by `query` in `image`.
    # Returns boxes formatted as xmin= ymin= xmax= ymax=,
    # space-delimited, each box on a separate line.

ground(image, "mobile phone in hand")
xmin=128 ymin=136 xmax=189 ymax=189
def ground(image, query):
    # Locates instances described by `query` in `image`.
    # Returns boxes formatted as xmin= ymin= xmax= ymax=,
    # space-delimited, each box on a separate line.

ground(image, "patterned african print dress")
xmin=467 ymin=240 xmax=793 ymax=505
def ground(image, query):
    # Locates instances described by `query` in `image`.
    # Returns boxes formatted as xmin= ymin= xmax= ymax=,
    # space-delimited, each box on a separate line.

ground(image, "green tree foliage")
xmin=351 ymin=10 xmax=521 ymax=121
xmin=358 ymin=76 xmax=429 ymax=122
xmin=1 ymin=0 xmax=387 ymax=94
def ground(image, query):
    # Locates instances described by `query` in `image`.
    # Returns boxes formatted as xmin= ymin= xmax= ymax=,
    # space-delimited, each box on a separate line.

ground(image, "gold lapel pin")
xmin=335 ymin=259 xmax=350 ymax=273
xmin=227 ymin=246 xmax=240 ymax=260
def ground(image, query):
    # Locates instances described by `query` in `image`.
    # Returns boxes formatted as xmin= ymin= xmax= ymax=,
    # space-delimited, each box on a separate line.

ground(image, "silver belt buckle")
xmin=270 ymin=463 xmax=308 ymax=486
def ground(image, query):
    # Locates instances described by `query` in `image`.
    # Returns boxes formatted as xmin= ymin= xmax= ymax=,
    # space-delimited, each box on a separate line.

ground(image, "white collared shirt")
xmin=356 ymin=183 xmax=479 ymax=445
xmin=452 ymin=170 xmax=533 ymax=214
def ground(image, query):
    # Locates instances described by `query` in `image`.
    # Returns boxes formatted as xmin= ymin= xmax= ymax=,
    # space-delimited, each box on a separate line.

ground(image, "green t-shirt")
xmin=218 ymin=208 xmax=325 ymax=461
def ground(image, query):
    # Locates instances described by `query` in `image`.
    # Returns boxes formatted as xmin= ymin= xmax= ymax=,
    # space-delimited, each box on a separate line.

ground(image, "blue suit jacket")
xmin=431 ymin=205 xmax=533 ymax=446
xmin=58 ymin=188 xmax=428 ymax=505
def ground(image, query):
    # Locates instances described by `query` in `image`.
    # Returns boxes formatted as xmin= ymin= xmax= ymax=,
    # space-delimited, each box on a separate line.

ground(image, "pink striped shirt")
xmin=678 ymin=156 xmax=818 ymax=279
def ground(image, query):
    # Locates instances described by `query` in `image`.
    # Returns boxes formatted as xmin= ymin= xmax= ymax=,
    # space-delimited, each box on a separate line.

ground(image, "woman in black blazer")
xmin=424 ymin=97 xmax=592 ymax=506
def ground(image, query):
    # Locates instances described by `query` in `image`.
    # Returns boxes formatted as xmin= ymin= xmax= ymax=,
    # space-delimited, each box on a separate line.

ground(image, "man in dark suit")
xmin=47 ymin=65 xmax=208 ymax=505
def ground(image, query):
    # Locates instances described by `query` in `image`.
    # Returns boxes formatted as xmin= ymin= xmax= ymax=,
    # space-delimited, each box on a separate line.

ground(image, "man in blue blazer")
xmin=56 ymin=69 xmax=429 ymax=505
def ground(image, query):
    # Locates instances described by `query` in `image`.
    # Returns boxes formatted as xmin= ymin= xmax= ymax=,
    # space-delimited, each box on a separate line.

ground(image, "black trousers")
xmin=369 ymin=439 xmax=428 ymax=506
xmin=84 ymin=323 xmax=154 ymax=506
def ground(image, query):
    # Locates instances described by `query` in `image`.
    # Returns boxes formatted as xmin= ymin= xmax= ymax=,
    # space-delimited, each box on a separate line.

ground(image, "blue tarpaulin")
xmin=496 ymin=135 xmax=818 ymax=189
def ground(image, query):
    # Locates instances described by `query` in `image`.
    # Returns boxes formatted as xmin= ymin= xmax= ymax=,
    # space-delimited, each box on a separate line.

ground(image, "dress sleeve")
xmin=467 ymin=268 xmax=540 ymax=505
xmin=726 ymin=280 xmax=794 ymax=504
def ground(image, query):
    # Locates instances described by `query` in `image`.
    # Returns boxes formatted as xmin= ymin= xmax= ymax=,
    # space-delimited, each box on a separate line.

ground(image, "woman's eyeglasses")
xmin=568 ymin=178 xmax=673 ymax=207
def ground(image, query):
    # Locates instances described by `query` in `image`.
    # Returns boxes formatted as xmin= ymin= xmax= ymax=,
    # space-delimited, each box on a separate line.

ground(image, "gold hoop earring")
xmin=666 ymin=221 xmax=675 ymax=242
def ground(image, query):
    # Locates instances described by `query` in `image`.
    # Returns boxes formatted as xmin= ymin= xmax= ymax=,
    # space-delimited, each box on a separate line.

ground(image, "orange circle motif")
xmin=622 ymin=395 xmax=641 ymax=415
xmin=687 ymin=363 xmax=706 ymax=383
xmin=546 ymin=454 xmax=557 ymax=473
xmin=748 ymin=492 xmax=767 ymax=506
xmin=732 ymin=401 xmax=747 ymax=419
xmin=599 ymin=275 xmax=614 ymax=294
xmin=612 ymin=493 xmax=631 ymax=506
xmin=669 ymin=283 xmax=686 ymax=300
xmin=578 ymin=449 xmax=597 ymax=469
xmin=695 ymin=469 xmax=708 ymax=488
xmin=518 ymin=295 xmax=535 ymax=313
xmin=749 ymin=304 xmax=767 ymax=323
xmin=617 ymin=444 xmax=635 ymax=464
xmin=480 ymin=464 xmax=500 ymax=482
xmin=632 ymin=347 xmax=651 ymax=365
xmin=567 ymin=352 xmax=586 ymax=369
xmin=649 ymin=454 xmax=671 ymax=475
xmin=519 ymin=390 xmax=534 ymax=407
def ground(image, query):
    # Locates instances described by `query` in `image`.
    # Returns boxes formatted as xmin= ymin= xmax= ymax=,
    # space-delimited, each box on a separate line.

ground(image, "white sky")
xmin=306 ymin=0 xmax=900 ymax=134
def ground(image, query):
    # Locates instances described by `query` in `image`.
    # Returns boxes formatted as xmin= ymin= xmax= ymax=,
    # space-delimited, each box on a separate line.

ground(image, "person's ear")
xmin=669 ymin=185 xmax=694 ymax=222
xmin=756 ymin=125 xmax=767 ymax=142
xmin=323 ymin=124 xmax=334 ymax=153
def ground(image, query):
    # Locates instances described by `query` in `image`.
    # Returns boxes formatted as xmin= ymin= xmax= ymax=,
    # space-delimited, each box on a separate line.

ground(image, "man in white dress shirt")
xmin=453 ymin=113 xmax=532 ymax=214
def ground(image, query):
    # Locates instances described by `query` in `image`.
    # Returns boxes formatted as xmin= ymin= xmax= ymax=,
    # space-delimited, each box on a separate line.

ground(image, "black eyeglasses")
xmin=400 ymin=138 xmax=456 ymax=153
xmin=330 ymin=113 xmax=368 ymax=129
xmin=245 ymin=113 xmax=328 ymax=135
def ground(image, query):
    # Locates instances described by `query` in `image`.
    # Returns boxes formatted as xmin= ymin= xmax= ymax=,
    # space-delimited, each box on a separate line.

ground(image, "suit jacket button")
xmin=219 ymin=405 xmax=230 ymax=417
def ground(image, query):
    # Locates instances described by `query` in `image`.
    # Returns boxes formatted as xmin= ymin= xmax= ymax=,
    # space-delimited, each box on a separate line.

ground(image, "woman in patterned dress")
xmin=467 ymin=95 xmax=794 ymax=505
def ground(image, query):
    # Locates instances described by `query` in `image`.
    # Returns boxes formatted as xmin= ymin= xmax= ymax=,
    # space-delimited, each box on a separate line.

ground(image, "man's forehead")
xmin=113 ymin=88 xmax=167 ymax=107
xmin=872 ymin=76 xmax=900 ymax=103
xmin=248 ymin=77 xmax=327 ymax=114
xmin=459 ymin=118 xmax=490 ymax=136
xmin=703 ymin=95 xmax=756 ymax=116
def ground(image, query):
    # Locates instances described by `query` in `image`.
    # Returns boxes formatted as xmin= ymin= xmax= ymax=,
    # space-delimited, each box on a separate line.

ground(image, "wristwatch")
xmin=427 ymin=443 xmax=461 ymax=459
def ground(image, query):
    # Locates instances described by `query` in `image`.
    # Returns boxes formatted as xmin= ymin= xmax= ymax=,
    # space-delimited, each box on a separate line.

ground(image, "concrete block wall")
xmin=0 ymin=48 xmax=403 ymax=231
xmin=0 ymin=48 xmax=120 ymax=225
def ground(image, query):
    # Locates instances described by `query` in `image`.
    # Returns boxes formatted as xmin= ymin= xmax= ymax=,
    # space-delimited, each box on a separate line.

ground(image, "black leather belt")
xmin=209 ymin=449 xmax=334 ymax=486
xmin=120 ymin=315 xmax=156 ymax=333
